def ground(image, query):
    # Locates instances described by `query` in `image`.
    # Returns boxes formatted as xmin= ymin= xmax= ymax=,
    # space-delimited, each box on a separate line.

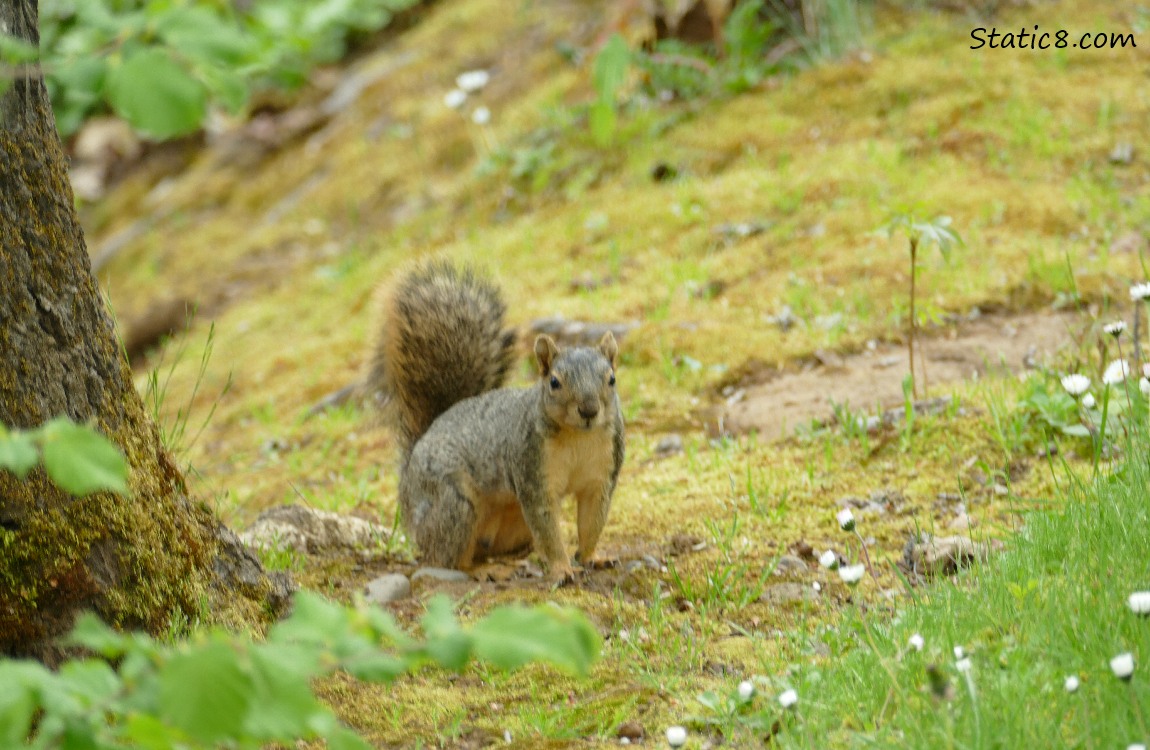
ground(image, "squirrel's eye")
xmin=608 ymin=373 xmax=616 ymax=387
xmin=549 ymin=375 xmax=561 ymax=390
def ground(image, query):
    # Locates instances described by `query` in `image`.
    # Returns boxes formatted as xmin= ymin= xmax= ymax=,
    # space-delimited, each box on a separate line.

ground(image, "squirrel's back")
xmin=370 ymin=262 xmax=517 ymax=458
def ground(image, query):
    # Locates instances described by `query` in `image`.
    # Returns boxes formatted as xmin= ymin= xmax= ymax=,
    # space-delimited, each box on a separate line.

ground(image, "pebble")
xmin=364 ymin=573 xmax=411 ymax=604
xmin=773 ymin=555 xmax=807 ymax=576
xmin=411 ymin=567 xmax=473 ymax=583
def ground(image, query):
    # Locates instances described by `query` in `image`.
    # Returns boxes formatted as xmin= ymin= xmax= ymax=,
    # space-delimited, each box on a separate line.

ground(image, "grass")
xmin=77 ymin=0 xmax=1150 ymax=745
xmin=762 ymin=434 xmax=1150 ymax=748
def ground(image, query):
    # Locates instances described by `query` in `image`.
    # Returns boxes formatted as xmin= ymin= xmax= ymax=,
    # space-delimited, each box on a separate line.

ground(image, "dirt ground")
xmin=722 ymin=310 xmax=1089 ymax=438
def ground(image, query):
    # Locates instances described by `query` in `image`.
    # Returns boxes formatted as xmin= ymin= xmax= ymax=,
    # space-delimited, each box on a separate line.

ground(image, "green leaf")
xmin=158 ymin=641 xmax=252 ymax=743
xmin=38 ymin=418 xmax=128 ymax=496
xmin=0 ymin=663 xmax=43 ymax=747
xmin=58 ymin=659 xmax=121 ymax=708
xmin=0 ymin=32 xmax=39 ymax=65
xmin=243 ymin=644 xmax=325 ymax=738
xmin=327 ymin=725 xmax=374 ymax=750
xmin=1061 ymin=424 xmax=1091 ymax=437
xmin=66 ymin=612 xmax=130 ymax=657
xmin=106 ymin=47 xmax=206 ymax=139
xmin=122 ymin=713 xmax=191 ymax=750
xmin=593 ymin=34 xmax=629 ymax=102
xmin=154 ymin=7 xmax=253 ymax=67
xmin=589 ymin=100 xmax=617 ymax=148
xmin=270 ymin=591 xmax=351 ymax=647
xmin=0 ymin=429 xmax=39 ymax=478
xmin=343 ymin=652 xmax=409 ymax=682
xmin=471 ymin=605 xmax=601 ymax=677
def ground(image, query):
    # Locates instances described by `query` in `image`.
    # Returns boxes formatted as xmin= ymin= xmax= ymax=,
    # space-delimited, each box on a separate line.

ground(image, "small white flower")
xmin=1104 ymin=320 xmax=1127 ymax=337
xmin=1129 ymin=591 xmax=1150 ymax=615
xmin=956 ymin=657 xmax=972 ymax=673
xmin=471 ymin=106 xmax=491 ymax=125
xmin=1141 ymin=378 xmax=1150 ymax=396
xmin=908 ymin=633 xmax=924 ymax=652
xmin=837 ymin=508 xmax=856 ymax=531
xmin=738 ymin=680 xmax=755 ymax=700
xmin=1103 ymin=359 xmax=1131 ymax=386
xmin=838 ymin=564 xmax=866 ymax=586
xmin=1128 ymin=744 xmax=1147 ymax=750
xmin=1082 ymin=393 xmax=1097 ymax=409
xmin=504 ymin=729 xmax=512 ymax=744
xmin=1130 ymin=282 xmax=1150 ymax=301
xmin=456 ymin=69 xmax=490 ymax=92
xmin=1111 ymin=652 xmax=1135 ymax=680
xmin=812 ymin=581 xmax=822 ymax=592
xmin=1144 ymin=363 xmax=1150 ymax=379
xmin=666 ymin=725 xmax=687 ymax=747
xmin=1061 ymin=374 xmax=1091 ymax=396
xmin=1064 ymin=675 xmax=1079 ymax=693
xmin=444 ymin=88 xmax=467 ymax=109
xmin=953 ymin=646 xmax=965 ymax=660
xmin=819 ymin=549 xmax=839 ymax=569
xmin=778 ymin=688 xmax=798 ymax=708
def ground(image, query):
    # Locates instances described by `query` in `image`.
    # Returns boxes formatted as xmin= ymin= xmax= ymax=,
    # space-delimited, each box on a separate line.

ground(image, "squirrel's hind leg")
xmin=403 ymin=475 xmax=480 ymax=570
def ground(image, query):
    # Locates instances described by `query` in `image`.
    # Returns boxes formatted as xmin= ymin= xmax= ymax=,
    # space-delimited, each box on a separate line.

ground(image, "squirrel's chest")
xmin=540 ymin=428 xmax=615 ymax=499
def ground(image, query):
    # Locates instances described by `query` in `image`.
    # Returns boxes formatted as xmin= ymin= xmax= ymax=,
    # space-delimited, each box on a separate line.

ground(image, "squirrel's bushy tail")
xmin=371 ymin=262 xmax=516 ymax=459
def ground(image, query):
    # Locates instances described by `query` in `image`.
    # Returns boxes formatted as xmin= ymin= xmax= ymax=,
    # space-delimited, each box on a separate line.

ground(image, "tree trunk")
xmin=0 ymin=0 xmax=289 ymax=662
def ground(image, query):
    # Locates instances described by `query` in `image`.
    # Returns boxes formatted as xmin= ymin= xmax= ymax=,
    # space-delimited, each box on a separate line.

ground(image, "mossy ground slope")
xmin=88 ymin=0 xmax=1148 ymax=745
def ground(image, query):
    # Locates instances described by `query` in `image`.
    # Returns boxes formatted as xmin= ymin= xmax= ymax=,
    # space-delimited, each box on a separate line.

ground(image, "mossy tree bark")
xmin=0 ymin=0 xmax=288 ymax=662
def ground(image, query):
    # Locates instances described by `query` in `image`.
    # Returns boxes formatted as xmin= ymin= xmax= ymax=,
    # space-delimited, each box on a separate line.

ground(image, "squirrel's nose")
xmin=578 ymin=405 xmax=599 ymax=421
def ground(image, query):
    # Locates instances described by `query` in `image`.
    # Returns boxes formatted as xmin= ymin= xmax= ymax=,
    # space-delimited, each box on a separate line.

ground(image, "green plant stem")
xmin=853 ymin=529 xmax=877 ymax=580
xmin=1094 ymin=386 xmax=1111 ymax=479
xmin=908 ymin=237 xmax=918 ymax=399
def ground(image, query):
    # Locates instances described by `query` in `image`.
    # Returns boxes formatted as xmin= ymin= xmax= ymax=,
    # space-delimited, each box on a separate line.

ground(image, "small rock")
xmin=654 ymin=434 xmax=684 ymax=457
xmin=616 ymin=721 xmax=645 ymax=741
xmin=641 ymin=554 xmax=662 ymax=569
xmin=948 ymin=513 xmax=975 ymax=532
xmin=1109 ymin=142 xmax=1135 ymax=165
xmin=773 ymin=555 xmax=807 ymax=576
xmin=240 ymin=505 xmax=388 ymax=554
xmin=759 ymin=582 xmax=813 ymax=605
xmin=904 ymin=534 xmax=990 ymax=576
xmin=364 ymin=573 xmax=411 ymax=604
xmin=411 ymin=567 xmax=473 ymax=583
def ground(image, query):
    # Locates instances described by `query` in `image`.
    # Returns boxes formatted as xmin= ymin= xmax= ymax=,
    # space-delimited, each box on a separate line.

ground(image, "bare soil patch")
xmin=723 ymin=310 xmax=1087 ymax=438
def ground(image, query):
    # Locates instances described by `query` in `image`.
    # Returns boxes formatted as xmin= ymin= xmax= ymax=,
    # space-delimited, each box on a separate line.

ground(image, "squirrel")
xmin=368 ymin=262 xmax=625 ymax=582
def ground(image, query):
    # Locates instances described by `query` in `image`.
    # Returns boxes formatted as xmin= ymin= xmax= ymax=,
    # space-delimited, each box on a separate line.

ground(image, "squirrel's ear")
xmin=598 ymin=331 xmax=618 ymax=368
xmin=534 ymin=335 xmax=560 ymax=375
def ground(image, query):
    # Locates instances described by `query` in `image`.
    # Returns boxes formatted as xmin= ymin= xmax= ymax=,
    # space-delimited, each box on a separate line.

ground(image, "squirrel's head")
xmin=534 ymin=332 xmax=618 ymax=431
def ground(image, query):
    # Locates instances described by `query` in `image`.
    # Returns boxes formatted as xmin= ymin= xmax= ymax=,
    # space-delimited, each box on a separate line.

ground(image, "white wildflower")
xmin=1128 ymin=744 xmax=1147 ymax=750
xmin=738 ymin=680 xmax=755 ymax=700
xmin=812 ymin=581 xmax=822 ymax=592
xmin=778 ymin=688 xmax=798 ymax=708
xmin=1104 ymin=320 xmax=1127 ymax=337
xmin=1144 ymin=363 xmax=1150 ymax=379
xmin=1082 ymin=393 xmax=1096 ymax=409
xmin=1060 ymin=374 xmax=1091 ymax=396
xmin=908 ymin=633 xmax=924 ymax=651
xmin=838 ymin=564 xmax=866 ymax=586
xmin=819 ymin=549 xmax=839 ymax=569
xmin=1064 ymin=675 xmax=1079 ymax=693
xmin=837 ymin=508 xmax=856 ymax=531
xmin=665 ymin=726 xmax=687 ymax=747
xmin=1141 ymin=378 xmax=1150 ymax=396
xmin=443 ymin=88 xmax=467 ymax=109
xmin=1103 ymin=359 xmax=1131 ymax=386
xmin=956 ymin=657 xmax=972 ymax=673
xmin=456 ymin=69 xmax=490 ymax=92
xmin=953 ymin=646 xmax=965 ymax=660
xmin=1111 ymin=652 xmax=1135 ymax=680
xmin=1128 ymin=591 xmax=1150 ymax=615
xmin=1130 ymin=282 xmax=1150 ymax=301
xmin=471 ymin=106 xmax=491 ymax=125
